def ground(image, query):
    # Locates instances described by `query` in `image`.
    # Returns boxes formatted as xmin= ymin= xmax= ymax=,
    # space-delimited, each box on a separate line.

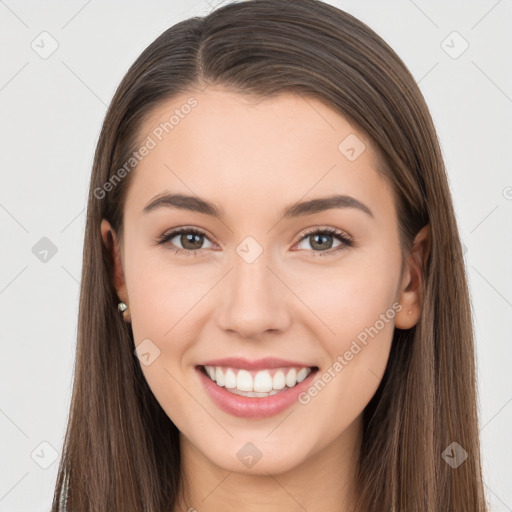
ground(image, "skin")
xmin=101 ymin=87 xmax=429 ymax=511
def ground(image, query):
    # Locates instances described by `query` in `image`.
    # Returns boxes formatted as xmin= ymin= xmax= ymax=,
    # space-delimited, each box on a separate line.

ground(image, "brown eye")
xmin=308 ymin=233 xmax=335 ymax=251
xmin=295 ymin=227 xmax=353 ymax=257
xmin=157 ymin=226 xmax=353 ymax=258
xmin=177 ymin=231 xmax=205 ymax=250
xmin=157 ymin=227 xmax=215 ymax=256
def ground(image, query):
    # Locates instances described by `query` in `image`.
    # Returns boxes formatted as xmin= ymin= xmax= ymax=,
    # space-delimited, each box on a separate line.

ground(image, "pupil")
xmin=311 ymin=234 xmax=332 ymax=250
xmin=182 ymin=233 xmax=203 ymax=249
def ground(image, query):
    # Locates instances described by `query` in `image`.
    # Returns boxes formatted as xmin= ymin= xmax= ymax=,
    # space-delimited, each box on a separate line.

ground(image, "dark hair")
xmin=52 ymin=1 xmax=488 ymax=510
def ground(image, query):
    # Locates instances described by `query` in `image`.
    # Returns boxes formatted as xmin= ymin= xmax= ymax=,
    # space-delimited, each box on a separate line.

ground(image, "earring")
xmin=118 ymin=302 xmax=128 ymax=313
xmin=407 ymin=309 xmax=413 ymax=315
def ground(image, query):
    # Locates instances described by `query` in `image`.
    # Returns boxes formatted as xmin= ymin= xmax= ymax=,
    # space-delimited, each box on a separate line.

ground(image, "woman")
xmin=52 ymin=0 xmax=488 ymax=510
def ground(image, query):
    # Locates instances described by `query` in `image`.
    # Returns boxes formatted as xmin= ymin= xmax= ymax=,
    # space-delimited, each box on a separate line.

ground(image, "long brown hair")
xmin=52 ymin=1 xmax=488 ymax=510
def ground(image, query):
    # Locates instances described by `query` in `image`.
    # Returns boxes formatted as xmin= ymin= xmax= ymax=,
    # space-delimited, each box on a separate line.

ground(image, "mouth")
xmin=196 ymin=364 xmax=320 ymax=398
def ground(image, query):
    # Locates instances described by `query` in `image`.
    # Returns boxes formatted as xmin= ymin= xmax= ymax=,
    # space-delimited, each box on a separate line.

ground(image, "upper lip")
xmin=196 ymin=357 xmax=317 ymax=371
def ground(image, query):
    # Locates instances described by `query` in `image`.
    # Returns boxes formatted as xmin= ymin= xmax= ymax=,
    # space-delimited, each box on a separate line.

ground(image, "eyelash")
xmin=156 ymin=226 xmax=354 ymax=258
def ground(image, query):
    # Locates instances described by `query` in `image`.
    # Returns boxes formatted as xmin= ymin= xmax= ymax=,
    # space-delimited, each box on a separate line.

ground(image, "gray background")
xmin=1 ymin=0 xmax=511 ymax=510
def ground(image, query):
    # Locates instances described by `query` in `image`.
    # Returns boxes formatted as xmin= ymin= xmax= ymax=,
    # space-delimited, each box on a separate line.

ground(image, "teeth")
xmin=215 ymin=367 xmax=225 ymax=387
xmin=202 ymin=365 xmax=313 ymax=395
xmin=253 ymin=370 xmax=273 ymax=392
xmin=296 ymin=367 xmax=309 ymax=383
xmin=237 ymin=370 xmax=253 ymax=391
xmin=273 ymin=370 xmax=285 ymax=390
xmin=228 ymin=388 xmax=281 ymax=398
xmin=224 ymin=368 xmax=237 ymax=389
xmin=285 ymin=368 xmax=297 ymax=388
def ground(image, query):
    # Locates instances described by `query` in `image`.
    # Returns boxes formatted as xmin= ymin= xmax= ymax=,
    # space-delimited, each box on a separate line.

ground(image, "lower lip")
xmin=196 ymin=366 xmax=318 ymax=418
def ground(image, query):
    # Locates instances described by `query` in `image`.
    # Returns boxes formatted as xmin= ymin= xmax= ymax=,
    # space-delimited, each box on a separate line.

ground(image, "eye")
xmin=156 ymin=226 xmax=354 ymax=258
xmin=156 ymin=227 xmax=215 ymax=256
xmin=293 ymin=227 xmax=354 ymax=257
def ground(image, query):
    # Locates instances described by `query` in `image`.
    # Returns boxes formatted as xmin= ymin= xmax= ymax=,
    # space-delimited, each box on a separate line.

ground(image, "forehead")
xmin=124 ymin=87 xmax=394 ymax=223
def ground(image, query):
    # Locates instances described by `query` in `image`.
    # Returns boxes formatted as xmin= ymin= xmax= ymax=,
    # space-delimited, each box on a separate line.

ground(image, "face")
xmin=102 ymin=86 xmax=422 ymax=476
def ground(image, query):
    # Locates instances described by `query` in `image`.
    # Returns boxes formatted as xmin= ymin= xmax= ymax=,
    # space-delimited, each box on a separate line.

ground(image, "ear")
xmin=395 ymin=224 xmax=431 ymax=329
xmin=101 ymin=219 xmax=131 ymax=323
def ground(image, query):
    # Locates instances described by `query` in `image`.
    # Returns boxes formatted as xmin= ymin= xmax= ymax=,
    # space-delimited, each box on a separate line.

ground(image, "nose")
xmin=215 ymin=250 xmax=292 ymax=339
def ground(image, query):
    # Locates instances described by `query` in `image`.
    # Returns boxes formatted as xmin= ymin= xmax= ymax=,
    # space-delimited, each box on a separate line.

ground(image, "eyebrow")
xmin=143 ymin=192 xmax=373 ymax=219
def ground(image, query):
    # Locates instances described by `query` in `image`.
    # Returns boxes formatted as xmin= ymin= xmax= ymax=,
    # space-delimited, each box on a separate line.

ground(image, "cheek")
xmin=126 ymin=236 xmax=401 ymax=360
xmin=294 ymin=250 xmax=399 ymax=395
xmin=288 ymin=246 xmax=401 ymax=342
xmin=295 ymin=251 xmax=400 ymax=426
xmin=126 ymin=235 xmax=400 ymax=415
xmin=125 ymin=242 xmax=212 ymax=342
xmin=125 ymin=254 xmax=198 ymax=429
xmin=124 ymin=247 xmax=218 ymax=420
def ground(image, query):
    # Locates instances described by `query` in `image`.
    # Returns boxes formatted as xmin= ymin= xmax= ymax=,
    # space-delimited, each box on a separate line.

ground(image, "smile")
xmin=200 ymin=365 xmax=314 ymax=397
xmin=196 ymin=363 xmax=319 ymax=418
